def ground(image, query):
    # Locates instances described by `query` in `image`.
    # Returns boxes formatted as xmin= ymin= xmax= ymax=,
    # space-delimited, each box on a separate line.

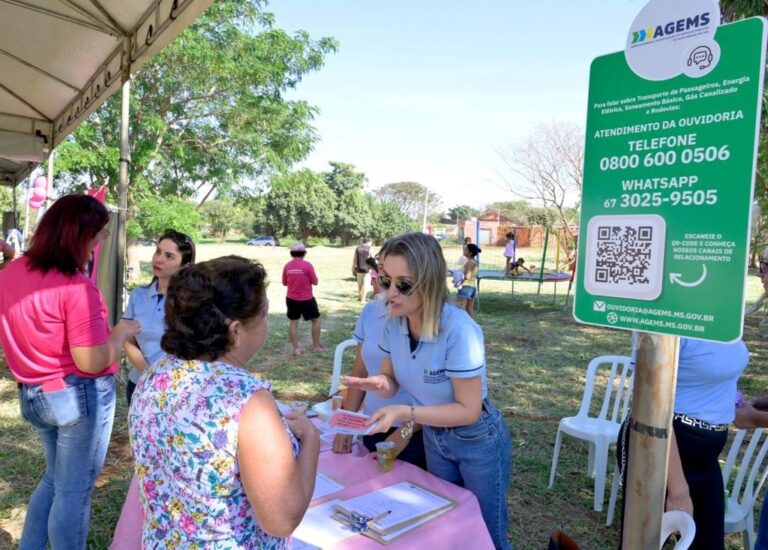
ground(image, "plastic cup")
xmin=331 ymin=395 xmax=343 ymax=411
xmin=375 ymin=441 xmax=396 ymax=472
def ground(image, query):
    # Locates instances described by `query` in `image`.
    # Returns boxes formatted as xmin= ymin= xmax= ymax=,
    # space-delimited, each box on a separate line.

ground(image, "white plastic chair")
xmin=660 ymin=511 xmax=696 ymax=549
xmin=721 ymin=428 xmax=768 ymax=550
xmin=548 ymin=355 xmax=634 ymax=512
xmin=312 ymin=339 xmax=357 ymax=421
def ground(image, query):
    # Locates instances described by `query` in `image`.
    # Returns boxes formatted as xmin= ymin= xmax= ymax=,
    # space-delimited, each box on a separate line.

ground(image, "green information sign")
xmin=573 ymin=16 xmax=766 ymax=342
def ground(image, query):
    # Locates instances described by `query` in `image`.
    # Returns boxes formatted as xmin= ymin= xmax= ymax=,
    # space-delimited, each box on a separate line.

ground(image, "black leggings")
xmin=617 ymin=416 xmax=727 ymax=550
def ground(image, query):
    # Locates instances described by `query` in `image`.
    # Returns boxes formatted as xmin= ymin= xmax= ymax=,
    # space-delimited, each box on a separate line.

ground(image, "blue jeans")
xmin=423 ymin=399 xmax=513 ymax=550
xmin=756 ymin=497 xmax=768 ymax=550
xmin=18 ymin=374 xmax=116 ymax=550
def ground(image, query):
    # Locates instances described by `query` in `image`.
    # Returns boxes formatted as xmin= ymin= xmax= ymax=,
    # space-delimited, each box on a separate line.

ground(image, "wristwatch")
xmin=400 ymin=405 xmax=415 ymax=440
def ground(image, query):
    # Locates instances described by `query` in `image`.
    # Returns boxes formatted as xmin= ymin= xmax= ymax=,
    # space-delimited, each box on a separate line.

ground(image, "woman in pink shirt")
xmin=282 ymin=242 xmax=325 ymax=355
xmin=0 ymin=194 xmax=140 ymax=549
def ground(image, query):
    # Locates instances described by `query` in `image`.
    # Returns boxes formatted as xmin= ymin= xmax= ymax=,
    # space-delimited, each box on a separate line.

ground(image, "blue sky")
xmin=268 ymin=0 xmax=645 ymax=210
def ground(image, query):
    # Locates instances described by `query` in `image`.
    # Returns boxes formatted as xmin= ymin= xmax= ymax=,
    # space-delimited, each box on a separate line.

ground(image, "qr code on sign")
xmin=585 ymin=215 xmax=665 ymax=301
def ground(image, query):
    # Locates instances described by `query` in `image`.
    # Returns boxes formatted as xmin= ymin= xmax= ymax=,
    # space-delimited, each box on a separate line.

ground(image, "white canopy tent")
xmin=0 ymin=0 xmax=214 ymax=320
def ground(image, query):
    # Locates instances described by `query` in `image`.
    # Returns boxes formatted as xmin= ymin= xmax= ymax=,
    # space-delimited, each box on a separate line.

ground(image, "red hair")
xmin=26 ymin=194 xmax=109 ymax=275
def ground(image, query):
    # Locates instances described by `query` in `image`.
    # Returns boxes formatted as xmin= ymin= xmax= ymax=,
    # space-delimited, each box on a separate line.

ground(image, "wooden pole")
xmin=622 ymin=332 xmax=679 ymax=549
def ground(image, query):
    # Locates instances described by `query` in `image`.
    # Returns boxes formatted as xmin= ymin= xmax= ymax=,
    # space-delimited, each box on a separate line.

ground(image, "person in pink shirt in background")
xmin=282 ymin=242 xmax=326 ymax=355
xmin=0 ymin=194 xmax=141 ymax=549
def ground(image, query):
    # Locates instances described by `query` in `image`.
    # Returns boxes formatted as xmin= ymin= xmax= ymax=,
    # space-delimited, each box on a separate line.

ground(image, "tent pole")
xmin=22 ymin=172 xmax=31 ymax=251
xmin=115 ymin=37 xmax=131 ymax=325
xmin=41 ymin=149 xmax=53 ymax=220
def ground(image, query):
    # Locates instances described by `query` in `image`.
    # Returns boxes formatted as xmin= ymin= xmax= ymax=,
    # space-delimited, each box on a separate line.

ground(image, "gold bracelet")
xmin=400 ymin=405 xmax=415 ymax=440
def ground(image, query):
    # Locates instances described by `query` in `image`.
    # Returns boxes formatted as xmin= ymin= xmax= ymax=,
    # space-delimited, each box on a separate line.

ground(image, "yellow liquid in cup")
xmin=376 ymin=443 xmax=395 ymax=472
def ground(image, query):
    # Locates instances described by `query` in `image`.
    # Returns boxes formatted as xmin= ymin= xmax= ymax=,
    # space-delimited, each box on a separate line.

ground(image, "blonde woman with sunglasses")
xmin=345 ymin=232 xmax=512 ymax=550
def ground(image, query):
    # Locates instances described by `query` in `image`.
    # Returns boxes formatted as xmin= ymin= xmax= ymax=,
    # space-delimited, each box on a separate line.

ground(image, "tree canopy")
xmin=375 ymin=181 xmax=443 ymax=221
xmin=55 ymin=0 xmax=337 ymax=240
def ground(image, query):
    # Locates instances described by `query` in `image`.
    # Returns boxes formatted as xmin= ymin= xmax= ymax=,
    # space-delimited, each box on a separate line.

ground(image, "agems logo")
xmin=632 ymin=12 xmax=711 ymax=43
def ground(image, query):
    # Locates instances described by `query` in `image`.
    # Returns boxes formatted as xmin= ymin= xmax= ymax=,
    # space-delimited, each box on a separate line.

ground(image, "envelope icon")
xmin=593 ymin=301 xmax=606 ymax=312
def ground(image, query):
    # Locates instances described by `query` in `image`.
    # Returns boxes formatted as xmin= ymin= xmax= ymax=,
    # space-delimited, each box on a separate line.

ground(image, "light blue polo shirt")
xmin=122 ymin=281 xmax=167 ymax=384
xmin=379 ymin=303 xmax=487 ymax=406
xmin=353 ymin=298 xmax=412 ymax=422
xmin=631 ymin=335 xmax=748 ymax=424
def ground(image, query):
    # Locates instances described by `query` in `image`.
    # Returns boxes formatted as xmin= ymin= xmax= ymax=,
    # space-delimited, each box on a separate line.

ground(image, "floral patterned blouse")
xmin=129 ymin=355 xmax=299 ymax=549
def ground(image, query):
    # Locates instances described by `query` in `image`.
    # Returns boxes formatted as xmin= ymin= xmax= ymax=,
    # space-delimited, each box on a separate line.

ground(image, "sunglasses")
xmin=378 ymin=274 xmax=417 ymax=296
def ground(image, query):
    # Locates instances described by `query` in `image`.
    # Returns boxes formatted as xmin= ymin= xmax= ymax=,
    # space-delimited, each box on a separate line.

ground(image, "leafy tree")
xmin=199 ymin=200 xmax=247 ymax=241
xmin=322 ymin=162 xmax=371 ymax=245
xmin=367 ymin=196 xmax=419 ymax=243
xmin=375 ymin=182 xmax=443 ymax=220
xmin=128 ymin=197 xmax=202 ymax=242
xmin=447 ymin=205 xmax=481 ymax=221
xmin=55 ymin=0 xmax=337 ymax=239
xmin=334 ymin=191 xmax=373 ymax=246
xmin=721 ymin=1 xmax=768 ymax=265
xmin=324 ymin=161 xmax=366 ymax=196
xmin=264 ymin=169 xmax=336 ymax=243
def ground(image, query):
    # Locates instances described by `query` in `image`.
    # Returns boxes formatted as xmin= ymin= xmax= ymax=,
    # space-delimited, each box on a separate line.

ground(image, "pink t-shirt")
xmin=282 ymin=258 xmax=318 ymax=301
xmin=0 ymin=257 xmax=112 ymax=384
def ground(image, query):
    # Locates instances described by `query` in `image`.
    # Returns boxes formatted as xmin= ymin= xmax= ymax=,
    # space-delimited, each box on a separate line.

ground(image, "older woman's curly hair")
xmin=161 ymin=255 xmax=268 ymax=361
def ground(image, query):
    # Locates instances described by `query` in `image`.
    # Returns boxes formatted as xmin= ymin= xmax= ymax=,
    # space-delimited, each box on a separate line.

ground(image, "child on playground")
xmin=503 ymin=231 xmax=515 ymax=273
xmin=282 ymin=242 xmax=325 ymax=355
xmin=508 ymin=257 xmax=532 ymax=276
xmin=457 ymin=243 xmax=481 ymax=318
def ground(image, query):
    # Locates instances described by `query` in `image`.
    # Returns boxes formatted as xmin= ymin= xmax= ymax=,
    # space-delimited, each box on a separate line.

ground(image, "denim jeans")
xmin=18 ymin=374 xmax=116 ymax=550
xmin=422 ymin=398 xmax=513 ymax=550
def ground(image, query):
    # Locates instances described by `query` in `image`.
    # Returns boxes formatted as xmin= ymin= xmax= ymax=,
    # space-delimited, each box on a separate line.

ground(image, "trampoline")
xmin=475 ymin=269 xmax=573 ymax=309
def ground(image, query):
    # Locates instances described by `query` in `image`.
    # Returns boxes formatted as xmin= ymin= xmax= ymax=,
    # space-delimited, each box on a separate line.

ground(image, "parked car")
xmin=135 ymin=238 xmax=157 ymax=247
xmin=246 ymin=236 xmax=279 ymax=247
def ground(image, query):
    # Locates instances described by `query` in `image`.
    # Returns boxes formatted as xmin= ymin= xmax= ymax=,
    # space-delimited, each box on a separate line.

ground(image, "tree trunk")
xmin=126 ymin=241 xmax=142 ymax=282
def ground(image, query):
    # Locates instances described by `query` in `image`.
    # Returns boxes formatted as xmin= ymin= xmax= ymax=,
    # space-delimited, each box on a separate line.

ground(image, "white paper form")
xmin=334 ymin=481 xmax=453 ymax=533
xmin=293 ymin=499 xmax=357 ymax=548
xmin=312 ymin=472 xmax=344 ymax=500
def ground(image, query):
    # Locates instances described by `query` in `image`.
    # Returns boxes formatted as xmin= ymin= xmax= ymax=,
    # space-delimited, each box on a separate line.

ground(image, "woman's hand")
xmin=333 ymin=433 xmax=353 ymax=454
xmin=385 ymin=429 xmax=412 ymax=458
xmin=368 ymin=405 xmax=409 ymax=434
xmin=284 ymin=410 xmax=318 ymax=442
xmin=113 ymin=319 xmax=142 ymax=338
xmin=343 ymin=375 xmax=388 ymax=394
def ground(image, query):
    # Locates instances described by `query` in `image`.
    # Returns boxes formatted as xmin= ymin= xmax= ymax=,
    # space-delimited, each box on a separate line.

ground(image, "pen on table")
xmin=369 ymin=510 xmax=392 ymax=524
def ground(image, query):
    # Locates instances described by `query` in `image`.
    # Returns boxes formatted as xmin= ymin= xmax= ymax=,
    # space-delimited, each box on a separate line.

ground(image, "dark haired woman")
xmin=129 ymin=256 xmax=319 ymax=548
xmin=0 ymin=194 xmax=141 ymax=549
xmin=122 ymin=229 xmax=195 ymax=405
xmin=457 ymin=243 xmax=481 ymax=318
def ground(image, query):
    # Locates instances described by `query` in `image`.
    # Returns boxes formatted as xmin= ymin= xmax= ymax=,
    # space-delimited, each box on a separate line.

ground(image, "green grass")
xmin=0 ymin=242 xmax=766 ymax=548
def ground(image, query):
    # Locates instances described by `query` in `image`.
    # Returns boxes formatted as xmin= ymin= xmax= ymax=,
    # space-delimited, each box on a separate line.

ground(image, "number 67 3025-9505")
xmin=604 ymin=189 xmax=718 ymax=208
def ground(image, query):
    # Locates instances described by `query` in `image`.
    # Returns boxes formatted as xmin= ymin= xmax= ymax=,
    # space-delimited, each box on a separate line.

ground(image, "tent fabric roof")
xmin=0 ymin=0 xmax=214 ymax=186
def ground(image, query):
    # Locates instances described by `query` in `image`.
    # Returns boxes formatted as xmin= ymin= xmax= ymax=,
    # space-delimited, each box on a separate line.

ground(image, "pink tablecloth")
xmin=111 ymin=449 xmax=494 ymax=550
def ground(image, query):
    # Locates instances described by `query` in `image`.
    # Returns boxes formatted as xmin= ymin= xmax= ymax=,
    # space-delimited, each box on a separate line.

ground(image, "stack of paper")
xmin=332 ymin=481 xmax=457 ymax=543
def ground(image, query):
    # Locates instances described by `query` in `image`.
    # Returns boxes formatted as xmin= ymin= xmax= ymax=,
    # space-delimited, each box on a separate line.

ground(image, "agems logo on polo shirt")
xmin=423 ymin=368 xmax=448 ymax=384
xmin=631 ymin=12 xmax=711 ymax=44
